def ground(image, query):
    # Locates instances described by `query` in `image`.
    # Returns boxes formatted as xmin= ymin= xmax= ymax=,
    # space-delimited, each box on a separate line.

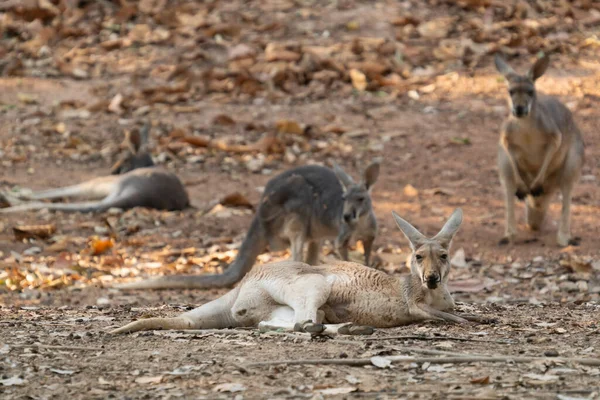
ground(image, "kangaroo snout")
xmin=343 ymin=210 xmax=357 ymax=223
xmin=513 ymin=105 xmax=528 ymax=118
xmin=426 ymin=273 xmax=440 ymax=289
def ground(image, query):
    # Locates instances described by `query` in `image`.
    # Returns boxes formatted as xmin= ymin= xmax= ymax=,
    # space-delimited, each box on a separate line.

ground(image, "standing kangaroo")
xmin=494 ymin=54 xmax=585 ymax=246
xmin=0 ymin=124 xmax=190 ymax=213
xmin=111 ymin=209 xmax=486 ymax=335
xmin=115 ymin=161 xmax=380 ymax=290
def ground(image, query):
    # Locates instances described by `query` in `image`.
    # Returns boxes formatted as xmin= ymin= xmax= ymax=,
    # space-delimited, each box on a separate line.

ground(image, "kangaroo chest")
xmin=505 ymin=121 xmax=554 ymax=182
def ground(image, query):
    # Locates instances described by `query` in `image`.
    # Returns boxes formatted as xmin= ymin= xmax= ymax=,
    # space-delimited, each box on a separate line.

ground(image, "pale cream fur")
xmin=110 ymin=209 xmax=486 ymax=335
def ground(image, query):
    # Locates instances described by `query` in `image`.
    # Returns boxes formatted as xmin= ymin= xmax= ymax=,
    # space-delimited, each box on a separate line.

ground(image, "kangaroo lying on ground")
xmin=494 ymin=54 xmax=585 ymax=247
xmin=0 ymin=124 xmax=190 ymax=213
xmin=115 ymin=161 xmax=380 ymax=290
xmin=111 ymin=208 xmax=486 ymax=335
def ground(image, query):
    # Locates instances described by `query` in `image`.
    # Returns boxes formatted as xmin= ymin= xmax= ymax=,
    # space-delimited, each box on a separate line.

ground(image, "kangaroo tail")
xmin=114 ymin=217 xmax=267 ymax=290
xmin=110 ymin=286 xmax=241 ymax=334
xmin=0 ymin=192 xmax=139 ymax=214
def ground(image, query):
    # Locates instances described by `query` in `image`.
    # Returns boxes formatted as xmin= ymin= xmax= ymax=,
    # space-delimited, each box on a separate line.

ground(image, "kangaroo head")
xmin=110 ymin=123 xmax=155 ymax=175
xmin=495 ymin=54 xmax=549 ymax=119
xmin=392 ymin=209 xmax=463 ymax=290
xmin=333 ymin=161 xmax=380 ymax=226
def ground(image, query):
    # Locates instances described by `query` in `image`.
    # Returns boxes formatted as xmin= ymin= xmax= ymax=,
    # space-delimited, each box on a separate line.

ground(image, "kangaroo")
xmin=110 ymin=208 xmax=487 ymax=335
xmin=115 ymin=161 xmax=380 ymax=290
xmin=0 ymin=124 xmax=190 ymax=213
xmin=494 ymin=54 xmax=585 ymax=247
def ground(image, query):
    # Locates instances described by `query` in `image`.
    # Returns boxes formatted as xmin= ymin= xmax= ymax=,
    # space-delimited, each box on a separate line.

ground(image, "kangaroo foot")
xmin=294 ymin=320 xmax=325 ymax=335
xmin=337 ymin=323 xmax=375 ymax=336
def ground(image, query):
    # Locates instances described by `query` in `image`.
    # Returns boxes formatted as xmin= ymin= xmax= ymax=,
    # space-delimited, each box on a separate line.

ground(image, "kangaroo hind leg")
xmin=27 ymin=176 xmax=118 ymax=201
xmin=111 ymin=286 xmax=241 ymax=334
xmin=266 ymin=273 xmax=331 ymax=334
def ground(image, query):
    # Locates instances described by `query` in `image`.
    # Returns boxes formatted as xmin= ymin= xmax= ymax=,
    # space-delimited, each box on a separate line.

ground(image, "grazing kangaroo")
xmin=0 ymin=124 xmax=190 ymax=213
xmin=494 ymin=54 xmax=585 ymax=246
xmin=111 ymin=208 xmax=486 ymax=335
xmin=115 ymin=161 xmax=380 ymax=290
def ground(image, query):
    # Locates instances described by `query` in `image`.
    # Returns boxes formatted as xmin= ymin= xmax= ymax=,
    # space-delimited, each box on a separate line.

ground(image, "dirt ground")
xmin=1 ymin=0 xmax=599 ymax=399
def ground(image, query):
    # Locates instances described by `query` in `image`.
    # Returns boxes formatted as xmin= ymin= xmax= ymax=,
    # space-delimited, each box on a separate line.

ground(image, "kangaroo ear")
xmin=363 ymin=161 xmax=380 ymax=191
xmin=433 ymin=208 xmax=463 ymax=248
xmin=124 ymin=129 xmax=142 ymax=154
xmin=527 ymin=54 xmax=549 ymax=81
xmin=494 ymin=53 xmax=515 ymax=78
xmin=392 ymin=211 xmax=426 ymax=250
xmin=124 ymin=123 xmax=150 ymax=154
xmin=332 ymin=162 xmax=355 ymax=192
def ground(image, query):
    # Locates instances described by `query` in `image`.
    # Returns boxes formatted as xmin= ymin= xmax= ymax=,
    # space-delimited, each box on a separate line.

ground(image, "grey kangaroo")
xmin=116 ymin=161 xmax=380 ymax=290
xmin=494 ymin=54 xmax=585 ymax=247
xmin=0 ymin=124 xmax=189 ymax=213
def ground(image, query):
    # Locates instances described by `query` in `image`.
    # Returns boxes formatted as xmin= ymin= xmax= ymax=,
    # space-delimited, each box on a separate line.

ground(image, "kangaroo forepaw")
xmin=294 ymin=320 xmax=325 ymax=335
xmin=530 ymin=185 xmax=544 ymax=197
xmin=515 ymin=189 xmax=528 ymax=200
xmin=498 ymin=234 xmax=515 ymax=246
xmin=337 ymin=323 xmax=375 ymax=336
xmin=456 ymin=313 xmax=498 ymax=325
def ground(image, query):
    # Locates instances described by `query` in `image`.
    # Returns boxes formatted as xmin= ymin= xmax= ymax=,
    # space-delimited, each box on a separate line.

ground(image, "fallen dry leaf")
xmin=135 ymin=376 xmax=163 ymax=384
xmin=370 ymin=356 xmax=392 ymax=368
xmin=219 ymin=192 xmax=254 ymax=209
xmin=450 ymin=248 xmax=467 ymax=268
xmin=403 ymin=184 xmax=419 ymax=197
xmin=318 ymin=387 xmax=357 ymax=395
xmin=349 ymin=69 xmax=367 ymax=91
xmin=89 ymin=238 xmax=114 ymax=255
xmin=559 ymin=255 xmax=592 ymax=274
xmin=13 ymin=224 xmax=56 ymax=240
xmin=0 ymin=376 xmax=26 ymax=386
xmin=470 ymin=376 xmax=490 ymax=384
xmin=276 ymin=119 xmax=304 ymax=135
xmin=213 ymin=382 xmax=246 ymax=393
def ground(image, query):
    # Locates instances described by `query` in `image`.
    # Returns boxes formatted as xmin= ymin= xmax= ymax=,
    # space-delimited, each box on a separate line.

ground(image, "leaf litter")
xmin=0 ymin=0 xmax=599 ymax=399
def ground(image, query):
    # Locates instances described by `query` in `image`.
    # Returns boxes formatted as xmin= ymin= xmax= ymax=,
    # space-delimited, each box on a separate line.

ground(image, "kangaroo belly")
xmin=323 ymin=297 xmax=412 ymax=327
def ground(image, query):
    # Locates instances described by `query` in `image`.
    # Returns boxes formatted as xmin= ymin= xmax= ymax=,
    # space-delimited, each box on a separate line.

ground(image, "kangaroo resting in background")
xmin=494 ymin=54 xmax=585 ymax=247
xmin=111 ymin=208 xmax=488 ymax=335
xmin=0 ymin=124 xmax=190 ymax=213
xmin=116 ymin=161 xmax=380 ymax=290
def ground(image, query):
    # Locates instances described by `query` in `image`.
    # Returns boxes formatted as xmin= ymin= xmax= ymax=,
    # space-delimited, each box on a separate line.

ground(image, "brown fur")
xmin=494 ymin=54 xmax=585 ymax=246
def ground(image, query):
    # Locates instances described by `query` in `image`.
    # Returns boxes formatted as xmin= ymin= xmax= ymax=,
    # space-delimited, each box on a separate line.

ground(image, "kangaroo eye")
xmin=440 ymin=254 xmax=448 ymax=260
xmin=357 ymin=196 xmax=365 ymax=202
xmin=509 ymin=89 xmax=516 ymax=96
xmin=415 ymin=254 xmax=423 ymax=261
xmin=527 ymin=89 xmax=534 ymax=96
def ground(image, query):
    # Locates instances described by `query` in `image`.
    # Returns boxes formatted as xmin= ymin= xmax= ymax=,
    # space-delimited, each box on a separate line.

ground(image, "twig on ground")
xmin=167 ymin=329 xmax=363 ymax=345
xmin=8 ymin=344 xmax=103 ymax=351
xmin=245 ymin=355 xmax=600 ymax=368
xmin=366 ymin=335 xmax=514 ymax=344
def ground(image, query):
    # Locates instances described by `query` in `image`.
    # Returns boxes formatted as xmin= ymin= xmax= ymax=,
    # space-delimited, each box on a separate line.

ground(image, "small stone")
xmin=245 ymin=157 xmax=264 ymax=173
xmin=23 ymin=247 xmax=42 ymax=255
xmin=576 ymin=280 xmax=589 ymax=293
xmin=544 ymin=350 xmax=559 ymax=357
xmin=96 ymin=297 xmax=110 ymax=306
xmin=559 ymin=281 xmax=578 ymax=292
